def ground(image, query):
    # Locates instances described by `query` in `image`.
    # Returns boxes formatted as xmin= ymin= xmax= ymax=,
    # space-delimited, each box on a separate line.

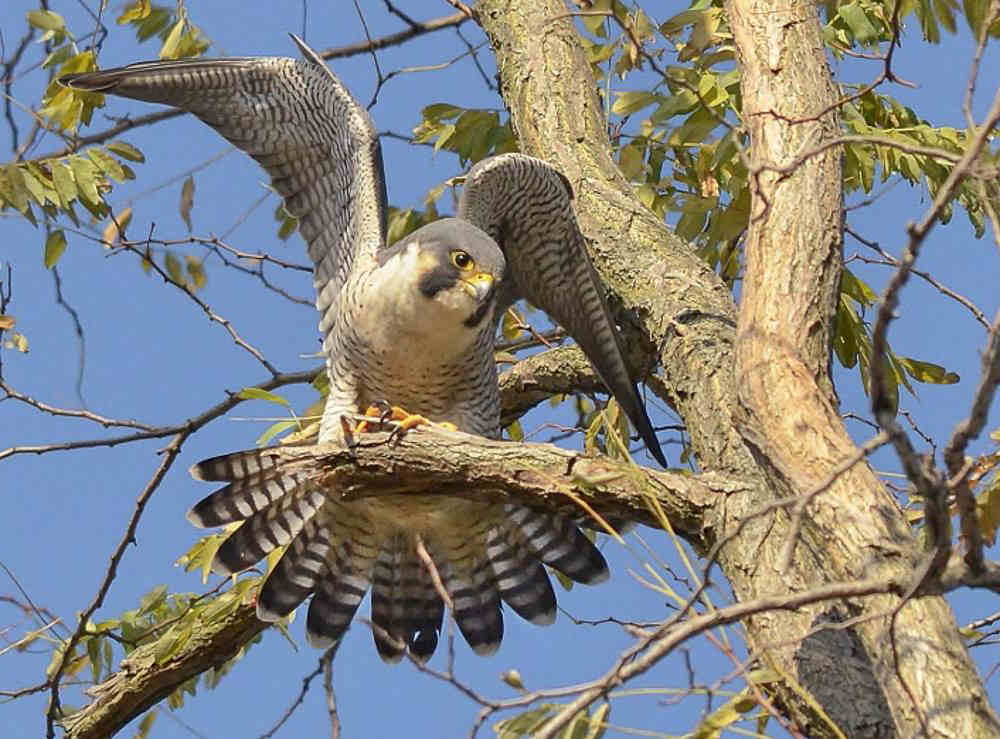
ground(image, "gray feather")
xmin=459 ymin=154 xmax=667 ymax=467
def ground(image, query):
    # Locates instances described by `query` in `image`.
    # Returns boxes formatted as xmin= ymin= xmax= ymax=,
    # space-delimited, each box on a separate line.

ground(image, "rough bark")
xmin=58 ymin=2 xmax=999 ymax=736
xmin=477 ymin=0 xmax=998 ymax=736
xmin=726 ymin=0 xmax=998 ymax=735
xmin=60 ymin=603 xmax=265 ymax=739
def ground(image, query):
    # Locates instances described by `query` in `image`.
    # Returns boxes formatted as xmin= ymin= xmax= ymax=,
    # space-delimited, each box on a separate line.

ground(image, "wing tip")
xmin=58 ymin=71 xmax=111 ymax=92
xmin=628 ymin=394 xmax=668 ymax=468
xmin=288 ymin=33 xmax=325 ymax=68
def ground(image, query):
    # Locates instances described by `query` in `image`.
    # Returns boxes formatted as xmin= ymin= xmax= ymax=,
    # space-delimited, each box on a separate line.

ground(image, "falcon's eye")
xmin=450 ymin=251 xmax=474 ymax=270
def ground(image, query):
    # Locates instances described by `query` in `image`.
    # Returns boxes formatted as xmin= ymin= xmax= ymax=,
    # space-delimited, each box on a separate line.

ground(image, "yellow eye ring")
xmin=450 ymin=250 xmax=474 ymax=270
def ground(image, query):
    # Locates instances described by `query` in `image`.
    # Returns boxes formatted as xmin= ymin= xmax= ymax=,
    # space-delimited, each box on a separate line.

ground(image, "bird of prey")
xmin=61 ymin=36 xmax=666 ymax=662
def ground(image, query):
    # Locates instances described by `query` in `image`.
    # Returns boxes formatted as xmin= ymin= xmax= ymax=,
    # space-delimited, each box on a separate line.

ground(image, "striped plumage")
xmin=60 ymin=35 xmax=663 ymax=662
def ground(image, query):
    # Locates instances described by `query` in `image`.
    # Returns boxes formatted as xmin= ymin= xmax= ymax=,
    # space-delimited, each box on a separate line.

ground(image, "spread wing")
xmin=458 ymin=154 xmax=667 ymax=467
xmin=59 ymin=35 xmax=387 ymax=336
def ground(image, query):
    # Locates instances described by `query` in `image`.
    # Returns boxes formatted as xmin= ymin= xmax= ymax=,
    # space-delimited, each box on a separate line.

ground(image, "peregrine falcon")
xmin=61 ymin=36 xmax=666 ymax=661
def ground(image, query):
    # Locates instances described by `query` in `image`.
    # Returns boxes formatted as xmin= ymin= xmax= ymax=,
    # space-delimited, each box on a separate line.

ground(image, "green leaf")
xmin=422 ymin=103 xmax=464 ymax=121
xmin=238 ymin=387 xmax=291 ymax=407
xmin=138 ymin=584 xmax=168 ymax=615
xmin=667 ymin=106 xmax=722 ymax=146
xmin=691 ymin=689 xmax=758 ymax=738
xmin=68 ymin=155 xmax=102 ymax=204
xmin=44 ymin=230 xmax=67 ymax=268
xmin=87 ymin=148 xmax=128 ymax=182
xmin=0 ymin=164 xmax=29 ymax=214
xmin=505 ymin=420 xmax=524 ymax=442
xmin=495 ymin=705 xmax=556 ymax=737
xmin=977 ymin=478 xmax=1000 ymax=546
xmin=840 ymin=268 xmax=878 ymax=306
xmin=257 ymin=419 xmax=298 ymax=446
xmin=106 ymin=140 xmax=146 ymax=163
xmin=611 ymin=91 xmax=660 ymax=115
xmin=898 ymin=357 xmax=960 ymax=384
xmin=135 ymin=710 xmax=157 ymax=739
xmin=86 ymin=636 xmax=102 ymax=682
xmin=838 ymin=3 xmax=881 ymax=44
xmin=51 ymin=162 xmax=77 ymax=208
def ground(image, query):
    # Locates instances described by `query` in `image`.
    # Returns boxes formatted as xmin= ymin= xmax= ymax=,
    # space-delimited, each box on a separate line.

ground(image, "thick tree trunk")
xmin=477 ymin=0 xmax=998 ymax=735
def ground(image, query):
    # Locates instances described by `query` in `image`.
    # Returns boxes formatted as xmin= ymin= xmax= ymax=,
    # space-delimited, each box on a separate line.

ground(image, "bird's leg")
xmin=355 ymin=402 xmax=458 ymax=434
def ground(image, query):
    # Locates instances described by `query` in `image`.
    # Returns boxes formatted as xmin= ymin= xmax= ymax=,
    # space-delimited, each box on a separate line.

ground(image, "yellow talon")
xmin=355 ymin=405 xmax=459 ymax=434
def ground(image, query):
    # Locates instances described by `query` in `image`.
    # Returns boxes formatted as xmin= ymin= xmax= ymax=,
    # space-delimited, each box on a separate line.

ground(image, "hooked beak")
xmin=460 ymin=272 xmax=495 ymax=303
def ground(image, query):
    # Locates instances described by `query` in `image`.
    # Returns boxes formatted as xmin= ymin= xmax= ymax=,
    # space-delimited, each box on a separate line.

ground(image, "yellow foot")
xmin=355 ymin=405 xmax=458 ymax=434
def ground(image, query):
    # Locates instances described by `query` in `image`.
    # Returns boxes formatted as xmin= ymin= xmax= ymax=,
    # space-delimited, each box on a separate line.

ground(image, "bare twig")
xmin=943 ymin=308 xmax=1000 ymax=573
xmin=46 ymin=432 xmax=189 ymax=737
xmin=322 ymin=646 xmax=341 ymax=739
xmin=258 ymin=646 xmax=337 ymax=739
xmin=0 ymin=368 xmax=318 ymax=461
xmin=870 ymin=85 xmax=1000 ymax=577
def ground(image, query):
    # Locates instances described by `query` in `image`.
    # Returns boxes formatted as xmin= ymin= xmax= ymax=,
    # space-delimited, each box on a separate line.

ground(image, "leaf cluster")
xmin=575 ymin=0 xmax=989 ymax=407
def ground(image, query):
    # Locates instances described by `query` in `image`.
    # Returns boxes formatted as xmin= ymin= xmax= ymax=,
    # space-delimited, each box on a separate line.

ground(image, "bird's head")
xmin=382 ymin=218 xmax=506 ymax=333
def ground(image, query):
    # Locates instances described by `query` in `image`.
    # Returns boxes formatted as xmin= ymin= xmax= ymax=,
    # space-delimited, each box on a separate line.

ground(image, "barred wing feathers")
xmin=59 ymin=35 xmax=388 ymax=354
xmin=458 ymin=154 xmax=667 ymax=467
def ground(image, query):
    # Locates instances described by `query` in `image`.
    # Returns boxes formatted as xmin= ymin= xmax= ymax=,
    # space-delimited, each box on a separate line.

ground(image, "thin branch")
xmin=46 ymin=432 xmax=188 ymax=737
xmin=0 ymin=368 xmax=317 ymax=461
xmin=322 ymin=646 xmax=341 ymax=739
xmin=943 ymin=308 xmax=1000 ymax=574
xmin=846 ymin=226 xmax=991 ymax=329
xmin=258 ymin=648 xmax=334 ymax=739
xmin=870 ymin=85 xmax=1000 ymax=577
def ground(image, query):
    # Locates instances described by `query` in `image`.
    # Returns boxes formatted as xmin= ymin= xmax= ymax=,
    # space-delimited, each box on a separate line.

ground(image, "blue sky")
xmin=2 ymin=2 xmax=998 ymax=738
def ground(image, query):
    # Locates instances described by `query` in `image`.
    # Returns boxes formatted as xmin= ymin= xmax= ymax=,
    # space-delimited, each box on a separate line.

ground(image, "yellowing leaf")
xmin=185 ymin=256 xmax=206 ymax=289
xmin=44 ymin=230 xmax=67 ymax=268
xmin=257 ymin=420 xmax=298 ymax=446
xmin=238 ymin=387 xmax=291 ymax=408
xmin=0 ymin=315 xmax=14 ymax=330
xmin=117 ymin=0 xmax=152 ymax=24
xmin=51 ymin=162 xmax=77 ymax=207
xmin=179 ymin=175 xmax=195 ymax=230
xmin=160 ymin=20 xmax=185 ymax=59
xmin=164 ymin=251 xmax=185 ymax=285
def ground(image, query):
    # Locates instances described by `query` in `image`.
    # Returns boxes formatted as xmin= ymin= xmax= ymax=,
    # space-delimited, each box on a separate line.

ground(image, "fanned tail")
xmin=508 ymin=505 xmax=610 ymax=585
xmin=370 ymin=537 xmax=444 ymax=663
xmin=188 ymin=452 xmax=613 ymax=661
xmin=257 ymin=517 xmax=331 ymax=621
xmin=486 ymin=525 xmax=557 ymax=625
